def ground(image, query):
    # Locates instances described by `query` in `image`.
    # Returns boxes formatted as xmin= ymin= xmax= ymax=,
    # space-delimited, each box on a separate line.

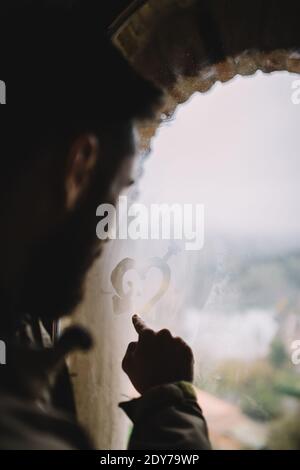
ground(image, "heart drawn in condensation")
xmin=110 ymin=257 xmax=171 ymax=316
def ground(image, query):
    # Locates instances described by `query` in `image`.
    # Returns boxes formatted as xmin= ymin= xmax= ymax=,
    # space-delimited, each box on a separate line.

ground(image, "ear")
xmin=65 ymin=134 xmax=99 ymax=210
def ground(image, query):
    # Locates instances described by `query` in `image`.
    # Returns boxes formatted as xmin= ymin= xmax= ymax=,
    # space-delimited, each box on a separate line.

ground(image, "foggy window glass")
xmin=119 ymin=71 xmax=300 ymax=450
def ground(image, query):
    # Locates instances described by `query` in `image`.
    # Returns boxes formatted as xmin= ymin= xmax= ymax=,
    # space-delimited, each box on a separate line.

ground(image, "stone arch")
xmin=111 ymin=0 xmax=300 ymax=151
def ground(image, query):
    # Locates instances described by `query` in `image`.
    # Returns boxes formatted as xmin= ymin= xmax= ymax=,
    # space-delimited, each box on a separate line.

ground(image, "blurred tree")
xmin=269 ymin=338 xmax=288 ymax=368
xmin=268 ymin=414 xmax=300 ymax=450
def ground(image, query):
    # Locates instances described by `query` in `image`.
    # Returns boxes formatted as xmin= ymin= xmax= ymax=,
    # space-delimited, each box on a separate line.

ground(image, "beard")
xmin=4 ymin=125 xmax=134 ymax=326
xmin=17 ymin=195 xmax=106 ymax=322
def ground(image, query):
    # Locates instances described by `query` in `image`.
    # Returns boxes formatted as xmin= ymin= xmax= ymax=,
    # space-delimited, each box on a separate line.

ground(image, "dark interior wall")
xmin=1 ymin=0 xmax=141 ymax=30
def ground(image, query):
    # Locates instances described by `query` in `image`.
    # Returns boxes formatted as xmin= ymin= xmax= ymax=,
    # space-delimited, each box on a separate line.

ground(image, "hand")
xmin=122 ymin=315 xmax=194 ymax=394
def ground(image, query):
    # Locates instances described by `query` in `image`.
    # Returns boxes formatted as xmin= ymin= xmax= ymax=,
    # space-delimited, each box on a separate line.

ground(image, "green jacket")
xmin=0 ymin=381 xmax=211 ymax=450
xmin=120 ymin=382 xmax=211 ymax=450
xmin=0 ymin=319 xmax=211 ymax=450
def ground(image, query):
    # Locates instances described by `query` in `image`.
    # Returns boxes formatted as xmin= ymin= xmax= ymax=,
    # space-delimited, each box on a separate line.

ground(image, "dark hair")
xmin=0 ymin=9 xmax=162 ymax=168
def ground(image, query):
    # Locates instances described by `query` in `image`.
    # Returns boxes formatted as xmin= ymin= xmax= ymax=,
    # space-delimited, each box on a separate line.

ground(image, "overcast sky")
xmin=139 ymin=71 xmax=300 ymax=250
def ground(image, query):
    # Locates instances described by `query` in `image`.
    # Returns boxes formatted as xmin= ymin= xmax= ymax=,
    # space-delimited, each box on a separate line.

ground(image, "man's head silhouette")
xmin=0 ymin=12 xmax=162 ymax=334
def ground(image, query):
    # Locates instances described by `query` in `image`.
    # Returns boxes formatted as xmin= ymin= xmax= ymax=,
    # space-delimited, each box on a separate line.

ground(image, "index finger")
xmin=132 ymin=314 xmax=152 ymax=336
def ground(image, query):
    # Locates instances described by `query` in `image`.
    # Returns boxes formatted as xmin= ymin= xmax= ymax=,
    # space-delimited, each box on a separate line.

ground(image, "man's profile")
xmin=0 ymin=8 xmax=211 ymax=451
